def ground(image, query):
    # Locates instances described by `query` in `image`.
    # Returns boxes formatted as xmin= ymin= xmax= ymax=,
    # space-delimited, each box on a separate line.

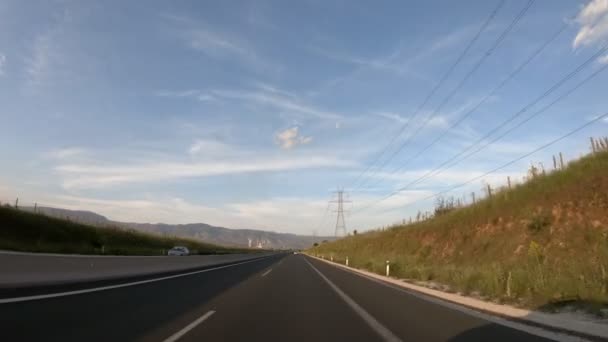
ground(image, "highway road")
xmin=0 ymin=250 xmax=271 ymax=288
xmin=0 ymin=253 xmax=564 ymax=341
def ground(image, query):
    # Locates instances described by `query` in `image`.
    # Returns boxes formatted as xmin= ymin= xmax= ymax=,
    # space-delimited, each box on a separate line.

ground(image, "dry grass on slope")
xmin=312 ymin=141 xmax=608 ymax=315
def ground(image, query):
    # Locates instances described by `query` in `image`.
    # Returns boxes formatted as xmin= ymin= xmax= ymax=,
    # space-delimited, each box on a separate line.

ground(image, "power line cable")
xmin=376 ymin=110 xmax=608 ymax=215
xmin=354 ymin=45 xmax=608 ymax=213
xmin=354 ymin=0 xmax=534 ymax=191
xmin=360 ymin=19 xmax=567 ymax=191
xmin=441 ymin=61 xmax=608 ymax=172
xmin=346 ymin=0 xmax=506 ymax=190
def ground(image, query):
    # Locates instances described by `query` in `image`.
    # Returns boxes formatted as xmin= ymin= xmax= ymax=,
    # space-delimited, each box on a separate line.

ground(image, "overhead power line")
xmin=355 ymin=45 xmax=608 ymax=214
xmin=376 ymin=111 xmax=608 ymax=215
xmin=440 ymin=61 xmax=608 ymax=172
xmin=347 ymin=0 xmax=506 ymax=191
xmin=354 ymin=0 xmax=534 ymax=192
xmin=360 ymin=19 xmax=567 ymax=191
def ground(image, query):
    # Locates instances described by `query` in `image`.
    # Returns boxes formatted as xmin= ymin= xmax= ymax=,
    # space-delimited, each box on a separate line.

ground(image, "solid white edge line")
xmin=303 ymin=257 xmax=403 ymax=342
xmin=0 ymin=256 xmax=273 ymax=304
xmin=261 ymin=269 xmax=272 ymax=277
xmin=308 ymin=256 xmax=592 ymax=342
xmin=162 ymin=310 xmax=216 ymax=342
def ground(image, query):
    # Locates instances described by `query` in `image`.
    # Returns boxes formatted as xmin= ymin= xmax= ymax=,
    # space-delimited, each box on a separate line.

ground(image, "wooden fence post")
xmin=559 ymin=152 xmax=564 ymax=169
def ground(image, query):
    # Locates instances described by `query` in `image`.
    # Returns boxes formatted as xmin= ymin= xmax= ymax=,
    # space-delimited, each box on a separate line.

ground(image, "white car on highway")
xmin=167 ymin=246 xmax=190 ymax=256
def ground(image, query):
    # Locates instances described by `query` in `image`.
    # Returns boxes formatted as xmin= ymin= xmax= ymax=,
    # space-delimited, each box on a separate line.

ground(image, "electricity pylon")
xmin=330 ymin=189 xmax=352 ymax=238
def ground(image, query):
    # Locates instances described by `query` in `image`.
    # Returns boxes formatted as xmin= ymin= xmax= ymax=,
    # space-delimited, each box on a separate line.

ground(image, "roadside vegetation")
xmin=0 ymin=206 xmax=254 ymax=255
xmin=311 ymin=137 xmax=608 ymax=315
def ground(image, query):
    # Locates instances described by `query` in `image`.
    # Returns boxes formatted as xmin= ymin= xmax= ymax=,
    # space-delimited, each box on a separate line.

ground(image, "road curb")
xmin=308 ymin=255 xmax=608 ymax=341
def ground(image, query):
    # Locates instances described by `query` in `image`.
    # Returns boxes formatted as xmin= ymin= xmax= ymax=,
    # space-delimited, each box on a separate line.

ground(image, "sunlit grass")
xmin=311 ymin=146 xmax=608 ymax=312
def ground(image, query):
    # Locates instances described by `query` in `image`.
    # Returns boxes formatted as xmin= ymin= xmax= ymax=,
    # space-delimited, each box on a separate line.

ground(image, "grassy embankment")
xmin=0 ymin=206 xmax=253 ymax=255
xmin=312 ymin=141 xmax=608 ymax=314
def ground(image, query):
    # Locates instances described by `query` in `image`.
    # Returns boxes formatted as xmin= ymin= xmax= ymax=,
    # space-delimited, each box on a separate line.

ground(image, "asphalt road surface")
xmin=0 ymin=250 xmax=271 ymax=288
xmin=0 ymin=253 xmax=560 ymax=341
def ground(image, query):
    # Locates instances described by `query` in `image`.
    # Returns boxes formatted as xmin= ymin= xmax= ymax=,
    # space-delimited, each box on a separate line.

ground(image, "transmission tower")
xmin=330 ymin=189 xmax=352 ymax=237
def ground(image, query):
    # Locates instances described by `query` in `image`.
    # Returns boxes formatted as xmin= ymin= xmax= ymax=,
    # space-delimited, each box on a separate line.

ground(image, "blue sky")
xmin=1 ymin=0 xmax=607 ymax=235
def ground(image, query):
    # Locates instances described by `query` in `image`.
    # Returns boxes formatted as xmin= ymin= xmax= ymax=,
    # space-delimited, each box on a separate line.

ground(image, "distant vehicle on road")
xmin=167 ymin=246 xmax=190 ymax=256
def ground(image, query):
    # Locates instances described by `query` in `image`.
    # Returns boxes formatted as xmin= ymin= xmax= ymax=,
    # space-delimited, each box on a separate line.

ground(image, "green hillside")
xmin=311 ymin=142 xmax=608 ymax=314
xmin=0 ymin=205 xmax=251 ymax=255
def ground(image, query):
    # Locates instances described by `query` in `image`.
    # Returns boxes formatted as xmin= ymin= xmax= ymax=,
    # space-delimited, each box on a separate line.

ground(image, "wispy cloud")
xmin=156 ymin=89 xmax=217 ymax=102
xmin=251 ymin=81 xmax=298 ymax=99
xmin=367 ymin=169 xmax=522 ymax=189
xmin=54 ymin=148 xmax=353 ymax=189
xmin=156 ymin=89 xmax=199 ymax=97
xmin=45 ymin=194 xmax=335 ymax=233
xmin=309 ymin=25 xmax=474 ymax=95
xmin=588 ymin=113 xmax=608 ymax=123
xmin=26 ymin=30 xmax=57 ymax=86
xmin=46 ymin=194 xmax=233 ymax=226
xmin=188 ymin=29 xmax=248 ymax=56
xmin=211 ymin=88 xmax=343 ymax=120
xmin=44 ymin=147 xmax=87 ymax=160
xmin=156 ymin=85 xmax=342 ymax=120
xmin=164 ymin=13 xmax=279 ymax=73
xmin=188 ymin=139 xmax=232 ymax=156
xmin=373 ymin=111 xmax=409 ymax=124
xmin=156 ymin=89 xmax=216 ymax=102
xmin=308 ymin=44 xmax=431 ymax=86
xmin=275 ymin=127 xmax=313 ymax=149
xmin=0 ymin=53 xmax=6 ymax=76
xmin=573 ymin=0 xmax=608 ymax=49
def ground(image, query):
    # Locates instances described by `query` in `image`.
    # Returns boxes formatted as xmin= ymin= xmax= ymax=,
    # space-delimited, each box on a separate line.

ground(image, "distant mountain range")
xmin=22 ymin=206 xmax=334 ymax=249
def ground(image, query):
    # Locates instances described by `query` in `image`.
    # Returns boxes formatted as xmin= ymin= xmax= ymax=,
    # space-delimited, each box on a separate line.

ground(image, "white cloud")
xmin=26 ymin=31 xmax=55 ymax=86
xmin=55 ymin=154 xmax=350 ymax=190
xmin=308 ymin=25 xmax=474 ymax=96
xmin=275 ymin=127 xmax=313 ymax=149
xmin=44 ymin=147 xmax=86 ymax=160
xmin=368 ymin=169 xmax=523 ymax=189
xmin=165 ymin=14 xmax=278 ymax=73
xmin=573 ymin=0 xmax=608 ymax=48
xmin=0 ymin=53 xmax=5 ymax=76
xmin=157 ymin=89 xmax=216 ymax=102
xmin=374 ymin=111 xmax=408 ymax=124
xmin=188 ymin=139 xmax=232 ymax=156
xmin=599 ymin=54 xmax=608 ymax=64
xmin=157 ymin=86 xmax=341 ymax=120
xmin=197 ymin=94 xmax=215 ymax=102
xmin=43 ymin=194 xmax=335 ymax=234
xmin=426 ymin=115 xmax=449 ymax=129
xmin=251 ymin=81 xmax=298 ymax=99
xmin=309 ymin=44 xmax=431 ymax=86
xmin=212 ymin=89 xmax=343 ymax=120
xmin=157 ymin=89 xmax=200 ymax=98
xmin=46 ymin=195 xmax=234 ymax=227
